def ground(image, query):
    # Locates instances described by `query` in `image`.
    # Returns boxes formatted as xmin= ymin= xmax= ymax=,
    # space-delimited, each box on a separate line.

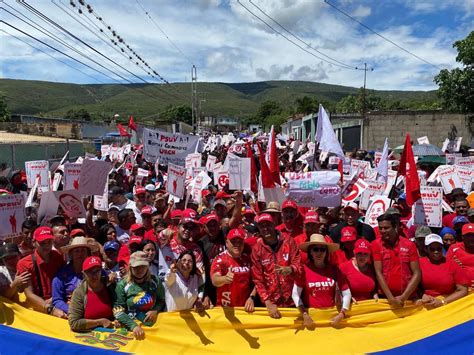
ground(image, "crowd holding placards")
xmin=0 ymin=126 xmax=473 ymax=340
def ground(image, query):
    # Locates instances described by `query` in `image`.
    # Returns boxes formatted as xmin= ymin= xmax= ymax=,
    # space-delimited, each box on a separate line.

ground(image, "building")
xmin=200 ymin=116 xmax=241 ymax=132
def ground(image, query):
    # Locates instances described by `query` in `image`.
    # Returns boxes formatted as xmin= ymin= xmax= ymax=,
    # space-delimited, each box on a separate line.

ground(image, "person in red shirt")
xmin=372 ymin=213 xmax=421 ymax=309
xmin=211 ymin=228 xmax=255 ymax=311
xmin=334 ymin=226 xmax=357 ymax=265
xmin=442 ymin=196 xmax=469 ymax=229
xmin=339 ymin=239 xmax=377 ymax=301
xmin=276 ymin=200 xmax=303 ymax=239
xmin=16 ymin=226 xmax=66 ymax=318
xmin=446 ymin=223 xmax=474 ymax=288
xmin=292 ymin=234 xmax=351 ymax=328
xmin=251 ymin=213 xmax=302 ymax=319
xmin=418 ymin=234 xmax=469 ymax=308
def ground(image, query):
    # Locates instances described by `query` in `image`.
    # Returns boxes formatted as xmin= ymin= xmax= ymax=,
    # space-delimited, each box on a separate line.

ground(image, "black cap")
xmin=451 ymin=188 xmax=467 ymax=198
xmin=0 ymin=243 xmax=20 ymax=258
xmin=109 ymin=186 xmax=124 ymax=196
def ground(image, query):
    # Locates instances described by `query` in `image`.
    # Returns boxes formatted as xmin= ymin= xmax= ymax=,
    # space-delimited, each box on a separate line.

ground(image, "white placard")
xmin=417 ymin=136 xmax=430 ymax=145
xmin=351 ymin=159 xmax=371 ymax=179
xmin=455 ymin=166 xmax=474 ymax=193
xmin=442 ymin=137 xmax=462 ymax=153
xmin=25 ymin=160 xmax=49 ymax=193
xmin=284 ymin=171 xmax=341 ymax=207
xmin=78 ymin=160 xmax=112 ymax=196
xmin=206 ymin=155 xmax=217 ymax=172
xmin=438 ymin=165 xmax=462 ymax=194
xmin=342 ymin=179 xmax=368 ymax=203
xmin=64 ymin=163 xmax=82 ymax=190
xmin=51 ymin=172 xmax=62 ymax=192
xmin=229 ymin=157 xmax=251 ymax=191
xmin=413 ymin=186 xmax=443 ymax=227
xmin=25 ymin=176 xmax=39 ymax=208
xmin=0 ymin=194 xmax=25 ymax=241
xmin=94 ymin=180 xmax=109 ymax=212
xmin=214 ymin=169 xmax=229 ymax=189
xmin=55 ymin=190 xmax=86 ymax=218
xmin=365 ymin=195 xmax=391 ymax=228
xmin=446 ymin=153 xmax=462 ymax=165
xmin=167 ymin=163 xmax=186 ymax=198
xmin=189 ymin=171 xmax=212 ymax=204
xmin=37 ymin=191 xmax=60 ymax=225
xmin=454 ymin=156 xmax=474 ymax=169
xmin=101 ymin=144 xmax=111 ymax=157
xmin=359 ymin=180 xmax=386 ymax=210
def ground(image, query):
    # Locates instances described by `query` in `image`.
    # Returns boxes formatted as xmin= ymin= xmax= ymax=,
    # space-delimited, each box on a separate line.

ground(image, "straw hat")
xmin=61 ymin=236 xmax=94 ymax=254
xmin=300 ymin=234 xmax=339 ymax=253
xmin=264 ymin=201 xmax=281 ymax=213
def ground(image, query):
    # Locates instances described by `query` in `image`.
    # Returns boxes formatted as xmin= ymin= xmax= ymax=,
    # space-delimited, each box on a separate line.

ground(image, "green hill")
xmin=0 ymin=78 xmax=438 ymax=122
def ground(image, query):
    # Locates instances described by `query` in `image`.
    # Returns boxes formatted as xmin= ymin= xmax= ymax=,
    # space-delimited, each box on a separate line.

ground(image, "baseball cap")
xmin=104 ymin=240 xmax=120 ymax=251
xmin=451 ymin=188 xmax=467 ymax=198
xmin=467 ymin=208 xmax=474 ymax=217
xmin=0 ymin=243 xmax=20 ymax=259
xmin=129 ymin=251 xmax=149 ymax=267
xmin=216 ymin=191 xmax=231 ymax=199
xmin=255 ymin=213 xmax=274 ymax=224
xmin=415 ymin=226 xmax=432 ymax=239
xmin=141 ymin=205 xmax=154 ymax=215
xmin=108 ymin=205 xmax=120 ymax=212
xmin=202 ymin=189 xmax=212 ymax=198
xmin=82 ymin=256 xmax=102 ymax=272
xmin=242 ymin=207 xmax=256 ymax=216
xmin=344 ymin=202 xmax=359 ymax=212
xmin=385 ymin=207 xmax=402 ymax=216
xmin=109 ymin=186 xmax=124 ymax=196
xmin=264 ymin=201 xmax=281 ymax=213
xmin=130 ymin=223 xmax=145 ymax=233
xmin=227 ymin=228 xmax=245 ymax=240
xmin=282 ymin=199 xmax=298 ymax=210
xmin=424 ymin=233 xmax=443 ymax=246
xmin=145 ymin=184 xmax=156 ymax=192
xmin=341 ymin=226 xmax=357 ymax=242
xmin=134 ymin=186 xmax=146 ymax=195
xmin=214 ymin=199 xmax=226 ymax=207
xmin=354 ymin=238 xmax=371 ymax=254
xmin=199 ymin=213 xmax=219 ymax=225
xmin=462 ymin=223 xmax=474 ymax=236
xmin=70 ymin=228 xmax=86 ymax=238
xmin=180 ymin=209 xmax=197 ymax=224
xmin=128 ymin=235 xmax=143 ymax=246
xmin=453 ymin=216 xmax=469 ymax=225
xmin=304 ymin=212 xmax=320 ymax=224
xmin=170 ymin=209 xmax=183 ymax=219
xmin=33 ymin=226 xmax=54 ymax=242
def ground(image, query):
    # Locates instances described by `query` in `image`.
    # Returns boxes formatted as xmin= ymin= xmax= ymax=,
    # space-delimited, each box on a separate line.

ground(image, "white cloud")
xmin=352 ymin=5 xmax=371 ymax=18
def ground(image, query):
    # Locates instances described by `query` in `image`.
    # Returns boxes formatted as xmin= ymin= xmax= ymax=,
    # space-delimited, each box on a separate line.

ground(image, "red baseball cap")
xmin=255 ymin=213 xmax=274 ymax=224
xmin=70 ymin=228 xmax=86 ymax=238
xmin=344 ymin=202 xmax=359 ymax=212
xmin=341 ymin=226 xmax=357 ymax=242
xmin=202 ymin=189 xmax=212 ymax=198
xmin=128 ymin=235 xmax=143 ymax=246
xmin=227 ymin=228 xmax=245 ymax=240
xmin=134 ymin=186 xmax=146 ymax=195
xmin=180 ymin=209 xmax=197 ymax=224
xmin=354 ymin=238 xmax=371 ymax=254
xmin=82 ymin=256 xmax=102 ymax=271
xmin=33 ymin=226 xmax=54 ymax=242
xmin=216 ymin=191 xmax=231 ymax=199
xmin=242 ymin=207 xmax=256 ymax=216
xmin=170 ymin=209 xmax=183 ymax=219
xmin=304 ymin=212 xmax=320 ymax=224
xmin=282 ymin=199 xmax=298 ymax=210
xmin=141 ymin=205 xmax=153 ymax=215
xmin=199 ymin=214 xmax=219 ymax=225
xmin=462 ymin=223 xmax=474 ymax=236
xmin=130 ymin=223 xmax=145 ymax=232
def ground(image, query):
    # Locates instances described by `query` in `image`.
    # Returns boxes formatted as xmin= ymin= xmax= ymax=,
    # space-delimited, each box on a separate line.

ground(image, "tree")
xmin=336 ymin=94 xmax=359 ymax=113
xmin=434 ymin=31 xmax=474 ymax=113
xmin=257 ymin=100 xmax=282 ymax=119
xmin=64 ymin=108 xmax=91 ymax=121
xmin=294 ymin=96 xmax=318 ymax=114
xmin=159 ymin=104 xmax=192 ymax=125
xmin=0 ymin=94 xmax=9 ymax=122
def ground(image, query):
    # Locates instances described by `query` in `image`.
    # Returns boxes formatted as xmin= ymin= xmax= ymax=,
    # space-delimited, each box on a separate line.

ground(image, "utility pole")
xmin=191 ymin=65 xmax=198 ymax=134
xmin=355 ymin=63 xmax=374 ymax=119
xmin=199 ymin=99 xmax=206 ymax=133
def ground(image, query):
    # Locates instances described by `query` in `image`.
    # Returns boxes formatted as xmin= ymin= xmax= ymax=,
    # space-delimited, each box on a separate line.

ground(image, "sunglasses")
xmin=428 ymin=246 xmax=443 ymax=252
xmin=311 ymin=246 xmax=327 ymax=253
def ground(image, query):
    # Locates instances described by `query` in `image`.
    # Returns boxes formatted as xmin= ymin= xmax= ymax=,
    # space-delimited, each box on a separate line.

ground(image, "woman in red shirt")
xmin=339 ymin=239 xmax=377 ymax=301
xmin=292 ymin=234 xmax=351 ymax=328
xmin=418 ymin=234 xmax=469 ymax=308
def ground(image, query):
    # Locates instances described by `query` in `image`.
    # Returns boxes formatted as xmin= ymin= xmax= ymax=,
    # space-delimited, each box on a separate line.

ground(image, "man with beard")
xmin=276 ymin=200 xmax=303 ymax=239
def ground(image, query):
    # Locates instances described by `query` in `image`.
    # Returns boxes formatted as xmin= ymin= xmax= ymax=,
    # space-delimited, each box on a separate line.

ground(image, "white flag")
xmin=316 ymin=105 xmax=344 ymax=157
xmin=376 ymin=138 xmax=389 ymax=183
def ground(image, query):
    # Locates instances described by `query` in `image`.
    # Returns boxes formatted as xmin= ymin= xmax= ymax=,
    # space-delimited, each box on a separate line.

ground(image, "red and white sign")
xmin=446 ymin=153 xmax=462 ymax=165
xmin=360 ymin=180 xmax=386 ymax=210
xmin=455 ymin=166 xmax=474 ymax=193
xmin=438 ymin=165 xmax=462 ymax=194
xmin=214 ymin=169 xmax=230 ymax=189
xmin=64 ymin=163 xmax=82 ymax=190
xmin=365 ymin=195 xmax=391 ymax=228
xmin=413 ymin=186 xmax=443 ymax=227
xmin=454 ymin=156 xmax=474 ymax=169
xmin=55 ymin=190 xmax=86 ymax=218
xmin=25 ymin=160 xmax=50 ymax=193
xmin=342 ymin=179 xmax=368 ymax=203
xmin=167 ymin=163 xmax=186 ymax=198
xmin=189 ymin=171 xmax=212 ymax=204
xmin=417 ymin=136 xmax=430 ymax=145
xmin=94 ymin=181 xmax=108 ymax=212
xmin=0 ymin=194 xmax=25 ymax=241
xmin=206 ymin=155 xmax=217 ymax=172
xmin=374 ymin=152 xmax=382 ymax=167
xmin=351 ymin=159 xmax=371 ymax=179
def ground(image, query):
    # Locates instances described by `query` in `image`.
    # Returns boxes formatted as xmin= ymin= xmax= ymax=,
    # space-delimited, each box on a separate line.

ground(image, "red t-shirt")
xmin=446 ymin=243 xmax=474 ymax=287
xmin=339 ymin=260 xmax=376 ymax=301
xmin=276 ymin=223 xmax=303 ymax=239
xmin=371 ymin=237 xmax=418 ymax=296
xmin=210 ymin=250 xmax=252 ymax=307
xmin=333 ymin=249 xmax=352 ymax=266
xmin=419 ymin=257 xmax=469 ymax=297
xmin=17 ymin=250 xmax=65 ymax=300
xmin=296 ymin=264 xmax=348 ymax=308
xmin=84 ymin=287 xmax=113 ymax=320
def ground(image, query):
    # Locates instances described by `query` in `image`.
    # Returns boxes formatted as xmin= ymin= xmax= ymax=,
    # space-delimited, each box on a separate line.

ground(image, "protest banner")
xmin=365 ymin=195 xmax=391 ymax=228
xmin=228 ymin=142 xmax=245 ymax=155
xmin=454 ymin=156 xmax=474 ymax=169
xmin=135 ymin=168 xmax=149 ymax=186
xmin=374 ymin=152 xmax=382 ymax=167
xmin=342 ymin=179 xmax=368 ymax=203
xmin=328 ymin=156 xmax=341 ymax=166
xmin=167 ymin=163 xmax=186 ymax=198
xmin=25 ymin=160 xmax=50 ymax=193
xmin=438 ymin=165 xmax=462 ymax=194
xmin=351 ymin=159 xmax=370 ymax=179
xmin=417 ymin=136 xmax=430 ymax=145
xmin=101 ymin=144 xmax=111 ymax=157
xmin=284 ymin=171 xmax=341 ymax=207
xmin=455 ymin=166 xmax=474 ymax=193
xmin=189 ymin=171 xmax=212 ymax=204
xmin=442 ymin=137 xmax=462 ymax=153
xmin=229 ymin=157 xmax=251 ymax=191
xmin=214 ymin=169 xmax=229 ymax=189
xmin=413 ymin=186 xmax=443 ymax=227
xmin=446 ymin=153 xmax=462 ymax=165
xmin=78 ymin=160 xmax=112 ymax=196
xmin=55 ymin=190 xmax=86 ymax=218
xmin=0 ymin=194 xmax=25 ymax=241
xmin=64 ymin=163 xmax=82 ymax=190
xmin=206 ymin=155 xmax=217 ymax=172
xmin=94 ymin=181 xmax=108 ymax=212
xmin=110 ymin=145 xmax=119 ymax=161
xmin=143 ymin=128 xmax=199 ymax=166
xmin=383 ymin=170 xmax=398 ymax=196
xmin=360 ymin=180 xmax=386 ymax=210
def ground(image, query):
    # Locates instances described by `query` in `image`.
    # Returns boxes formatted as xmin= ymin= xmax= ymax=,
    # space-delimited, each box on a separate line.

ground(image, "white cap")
xmin=145 ymin=184 xmax=156 ymax=192
xmin=344 ymin=202 xmax=359 ymax=211
xmin=424 ymin=233 xmax=443 ymax=246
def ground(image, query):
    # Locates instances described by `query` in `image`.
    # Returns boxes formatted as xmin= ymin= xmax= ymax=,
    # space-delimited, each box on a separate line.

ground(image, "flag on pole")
xmin=117 ymin=123 xmax=131 ymax=137
xmin=128 ymin=115 xmax=137 ymax=131
xmin=398 ymin=133 xmax=421 ymax=207
xmin=316 ymin=105 xmax=344 ymax=157
xmin=245 ymin=142 xmax=258 ymax=193
xmin=266 ymin=125 xmax=280 ymax=184
xmin=257 ymin=142 xmax=285 ymax=203
xmin=376 ymin=138 xmax=389 ymax=183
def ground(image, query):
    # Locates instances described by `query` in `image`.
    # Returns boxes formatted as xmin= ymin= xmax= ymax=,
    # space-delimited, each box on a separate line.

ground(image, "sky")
xmin=1 ymin=0 xmax=473 ymax=91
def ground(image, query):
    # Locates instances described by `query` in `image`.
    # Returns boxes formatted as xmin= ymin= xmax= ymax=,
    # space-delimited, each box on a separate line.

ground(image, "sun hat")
xmin=129 ymin=251 xmax=149 ymax=267
xmin=61 ymin=236 xmax=94 ymax=254
xmin=300 ymin=234 xmax=339 ymax=253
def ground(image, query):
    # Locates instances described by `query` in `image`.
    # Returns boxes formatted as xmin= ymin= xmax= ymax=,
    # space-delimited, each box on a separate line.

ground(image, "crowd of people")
xmin=0 ymin=132 xmax=473 ymax=340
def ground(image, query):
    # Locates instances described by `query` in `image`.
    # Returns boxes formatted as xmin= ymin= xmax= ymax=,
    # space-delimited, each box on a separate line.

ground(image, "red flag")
xmin=257 ymin=142 xmax=276 ymax=188
xmin=338 ymin=159 xmax=344 ymax=183
xmin=117 ymin=123 xmax=131 ymax=137
xmin=128 ymin=115 xmax=137 ymax=131
xmin=267 ymin=126 xmax=280 ymax=184
xmin=245 ymin=141 xmax=258 ymax=193
xmin=398 ymin=133 xmax=420 ymax=207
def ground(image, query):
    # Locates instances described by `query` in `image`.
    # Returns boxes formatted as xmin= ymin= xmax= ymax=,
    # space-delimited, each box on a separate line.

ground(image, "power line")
xmin=237 ymin=0 xmax=358 ymax=70
xmin=323 ymin=0 xmax=443 ymax=70
xmin=134 ymin=0 xmax=193 ymax=65
xmin=248 ymin=0 xmax=356 ymax=70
